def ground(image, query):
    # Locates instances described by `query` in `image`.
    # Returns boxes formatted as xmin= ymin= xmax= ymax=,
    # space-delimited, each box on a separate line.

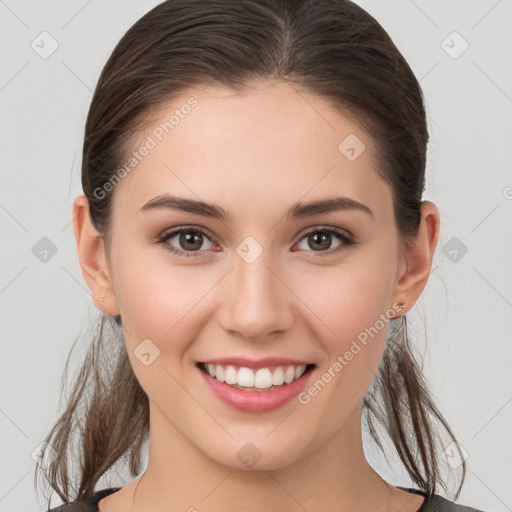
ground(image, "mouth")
xmin=196 ymin=361 xmax=316 ymax=392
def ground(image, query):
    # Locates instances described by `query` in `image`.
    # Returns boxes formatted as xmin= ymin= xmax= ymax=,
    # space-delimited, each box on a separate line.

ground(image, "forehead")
xmin=110 ymin=79 xmax=392 ymax=224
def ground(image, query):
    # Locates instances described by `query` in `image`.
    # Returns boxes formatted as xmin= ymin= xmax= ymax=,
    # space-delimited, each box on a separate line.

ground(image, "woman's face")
xmin=101 ymin=79 xmax=410 ymax=470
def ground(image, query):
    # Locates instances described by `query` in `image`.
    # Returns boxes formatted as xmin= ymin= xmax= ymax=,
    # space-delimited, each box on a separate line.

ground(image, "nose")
xmin=217 ymin=250 xmax=294 ymax=341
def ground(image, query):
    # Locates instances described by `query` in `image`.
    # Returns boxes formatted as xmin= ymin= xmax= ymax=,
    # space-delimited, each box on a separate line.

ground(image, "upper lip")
xmin=199 ymin=357 xmax=313 ymax=369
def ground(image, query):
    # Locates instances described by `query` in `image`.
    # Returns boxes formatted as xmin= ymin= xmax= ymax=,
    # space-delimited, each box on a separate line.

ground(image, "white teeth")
xmin=203 ymin=363 xmax=309 ymax=389
xmin=284 ymin=366 xmax=295 ymax=384
xmin=224 ymin=365 xmax=238 ymax=385
xmin=254 ymin=368 xmax=273 ymax=388
xmin=272 ymin=367 xmax=285 ymax=386
xmin=216 ymin=365 xmax=225 ymax=383
xmin=237 ymin=367 xmax=254 ymax=387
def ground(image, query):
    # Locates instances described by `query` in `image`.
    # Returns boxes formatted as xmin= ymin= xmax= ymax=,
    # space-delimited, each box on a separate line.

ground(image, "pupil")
xmin=181 ymin=231 xmax=202 ymax=250
xmin=310 ymin=232 xmax=330 ymax=251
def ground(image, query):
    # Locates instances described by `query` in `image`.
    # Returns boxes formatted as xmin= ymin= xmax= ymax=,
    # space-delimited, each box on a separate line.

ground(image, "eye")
xmin=294 ymin=226 xmax=355 ymax=256
xmin=156 ymin=225 xmax=356 ymax=258
xmin=156 ymin=226 xmax=216 ymax=257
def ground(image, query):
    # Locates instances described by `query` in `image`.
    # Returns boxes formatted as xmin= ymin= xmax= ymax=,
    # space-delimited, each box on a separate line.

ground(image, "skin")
xmin=72 ymin=79 xmax=439 ymax=512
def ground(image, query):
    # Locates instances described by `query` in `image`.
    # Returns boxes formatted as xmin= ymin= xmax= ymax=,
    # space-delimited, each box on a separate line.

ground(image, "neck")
xmin=132 ymin=402 xmax=397 ymax=512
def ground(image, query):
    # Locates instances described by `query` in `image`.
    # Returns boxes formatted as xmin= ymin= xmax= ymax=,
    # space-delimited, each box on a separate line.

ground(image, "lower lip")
xmin=197 ymin=364 xmax=315 ymax=413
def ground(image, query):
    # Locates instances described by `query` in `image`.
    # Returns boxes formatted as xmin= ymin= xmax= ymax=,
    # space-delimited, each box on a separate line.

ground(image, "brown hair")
xmin=36 ymin=0 xmax=467 ymax=506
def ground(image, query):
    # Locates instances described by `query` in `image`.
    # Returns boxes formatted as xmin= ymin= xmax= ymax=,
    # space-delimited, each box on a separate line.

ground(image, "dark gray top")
xmin=47 ymin=486 xmax=485 ymax=511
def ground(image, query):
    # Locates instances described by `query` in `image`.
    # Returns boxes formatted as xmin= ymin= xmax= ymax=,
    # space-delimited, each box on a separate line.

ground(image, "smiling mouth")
xmin=197 ymin=362 xmax=316 ymax=391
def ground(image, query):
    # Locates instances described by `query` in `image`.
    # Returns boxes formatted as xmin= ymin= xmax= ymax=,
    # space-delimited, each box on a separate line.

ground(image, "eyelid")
xmin=155 ymin=224 xmax=215 ymax=241
xmin=297 ymin=225 xmax=353 ymax=241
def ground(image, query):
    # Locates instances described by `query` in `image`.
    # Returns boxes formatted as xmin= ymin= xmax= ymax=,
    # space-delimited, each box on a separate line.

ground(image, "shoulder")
xmin=423 ymin=494 xmax=486 ymax=512
xmin=47 ymin=488 xmax=121 ymax=512
xmin=399 ymin=487 xmax=486 ymax=512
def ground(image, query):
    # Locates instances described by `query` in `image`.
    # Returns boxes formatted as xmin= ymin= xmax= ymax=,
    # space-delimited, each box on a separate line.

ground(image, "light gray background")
xmin=1 ymin=0 xmax=511 ymax=510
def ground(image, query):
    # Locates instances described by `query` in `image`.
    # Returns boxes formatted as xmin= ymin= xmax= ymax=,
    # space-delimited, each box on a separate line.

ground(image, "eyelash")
xmin=155 ymin=225 xmax=356 ymax=259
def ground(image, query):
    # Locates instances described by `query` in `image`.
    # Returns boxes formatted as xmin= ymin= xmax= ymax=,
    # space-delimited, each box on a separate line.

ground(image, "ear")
xmin=392 ymin=201 xmax=440 ymax=316
xmin=72 ymin=194 xmax=120 ymax=316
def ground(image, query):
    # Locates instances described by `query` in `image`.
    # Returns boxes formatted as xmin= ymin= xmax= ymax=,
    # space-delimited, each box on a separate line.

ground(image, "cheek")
xmin=114 ymin=244 xmax=231 ymax=376
xmin=111 ymin=249 xmax=211 ymax=398
xmin=300 ymin=247 xmax=396 ymax=391
xmin=110 ymin=244 xmax=217 ymax=350
xmin=309 ymin=254 xmax=395 ymax=342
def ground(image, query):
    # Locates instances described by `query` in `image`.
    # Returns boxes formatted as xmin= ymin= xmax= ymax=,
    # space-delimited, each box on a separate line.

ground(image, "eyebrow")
xmin=139 ymin=194 xmax=374 ymax=221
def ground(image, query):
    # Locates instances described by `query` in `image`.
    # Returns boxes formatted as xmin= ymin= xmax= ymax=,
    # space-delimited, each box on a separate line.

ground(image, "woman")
xmin=37 ymin=0 xmax=485 ymax=510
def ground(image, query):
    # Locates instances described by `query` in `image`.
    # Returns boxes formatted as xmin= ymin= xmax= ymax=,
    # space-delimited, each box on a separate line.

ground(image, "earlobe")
xmin=72 ymin=194 xmax=120 ymax=317
xmin=392 ymin=201 xmax=440 ymax=313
